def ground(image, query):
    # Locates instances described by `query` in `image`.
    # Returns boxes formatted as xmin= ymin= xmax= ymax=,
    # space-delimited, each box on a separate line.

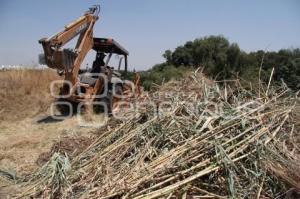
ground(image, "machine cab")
xmin=92 ymin=38 xmax=129 ymax=76
xmin=79 ymin=38 xmax=129 ymax=89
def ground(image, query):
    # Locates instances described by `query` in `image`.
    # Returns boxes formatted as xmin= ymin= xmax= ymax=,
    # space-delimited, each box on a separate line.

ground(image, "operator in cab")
xmin=91 ymin=52 xmax=106 ymax=74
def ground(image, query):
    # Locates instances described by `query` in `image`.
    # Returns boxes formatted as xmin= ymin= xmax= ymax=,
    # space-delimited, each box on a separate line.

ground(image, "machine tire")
xmin=55 ymin=98 xmax=79 ymax=116
xmin=89 ymin=84 xmax=123 ymax=115
xmin=55 ymin=89 xmax=78 ymax=116
xmin=106 ymin=84 xmax=123 ymax=116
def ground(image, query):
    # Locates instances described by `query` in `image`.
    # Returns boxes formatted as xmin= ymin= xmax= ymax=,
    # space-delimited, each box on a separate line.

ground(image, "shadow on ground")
xmin=35 ymin=115 xmax=66 ymax=124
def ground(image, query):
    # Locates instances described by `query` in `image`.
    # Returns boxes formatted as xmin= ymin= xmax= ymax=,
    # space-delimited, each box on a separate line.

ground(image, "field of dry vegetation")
xmin=0 ymin=69 xmax=300 ymax=198
xmin=0 ymin=69 xmax=95 ymax=198
xmin=0 ymin=69 xmax=59 ymax=121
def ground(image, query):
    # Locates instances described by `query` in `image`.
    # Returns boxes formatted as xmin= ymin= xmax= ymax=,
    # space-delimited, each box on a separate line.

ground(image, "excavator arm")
xmin=39 ymin=5 xmax=100 ymax=85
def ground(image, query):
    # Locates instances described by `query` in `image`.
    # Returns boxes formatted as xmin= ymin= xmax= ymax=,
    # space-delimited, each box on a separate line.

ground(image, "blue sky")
xmin=0 ymin=0 xmax=299 ymax=70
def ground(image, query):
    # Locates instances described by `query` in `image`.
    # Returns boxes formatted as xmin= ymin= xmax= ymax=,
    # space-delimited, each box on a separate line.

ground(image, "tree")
xmin=163 ymin=50 xmax=172 ymax=64
xmin=156 ymin=35 xmax=300 ymax=90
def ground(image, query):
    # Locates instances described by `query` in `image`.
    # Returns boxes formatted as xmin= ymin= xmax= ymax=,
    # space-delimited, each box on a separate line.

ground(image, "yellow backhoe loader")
xmin=39 ymin=5 xmax=140 ymax=115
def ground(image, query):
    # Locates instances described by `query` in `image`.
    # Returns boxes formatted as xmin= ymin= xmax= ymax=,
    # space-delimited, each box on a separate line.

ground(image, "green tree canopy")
xmin=160 ymin=35 xmax=300 ymax=90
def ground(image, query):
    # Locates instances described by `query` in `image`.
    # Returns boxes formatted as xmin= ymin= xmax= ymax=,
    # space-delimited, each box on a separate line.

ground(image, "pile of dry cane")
xmin=21 ymin=70 xmax=300 ymax=198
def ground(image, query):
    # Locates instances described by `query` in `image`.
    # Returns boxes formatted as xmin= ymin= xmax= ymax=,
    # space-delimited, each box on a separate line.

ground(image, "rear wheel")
xmin=106 ymin=84 xmax=123 ymax=115
xmin=92 ymin=84 xmax=123 ymax=115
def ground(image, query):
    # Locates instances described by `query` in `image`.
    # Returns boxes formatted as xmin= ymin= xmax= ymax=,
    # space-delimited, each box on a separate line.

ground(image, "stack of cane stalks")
xmin=21 ymin=70 xmax=300 ymax=199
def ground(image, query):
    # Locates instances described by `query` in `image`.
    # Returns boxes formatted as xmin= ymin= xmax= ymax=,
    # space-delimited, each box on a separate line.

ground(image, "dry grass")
xmin=0 ymin=69 xmax=299 ymax=198
xmin=0 ymin=69 xmax=59 ymax=121
xmin=0 ymin=69 xmax=75 ymax=177
xmin=18 ymin=70 xmax=300 ymax=199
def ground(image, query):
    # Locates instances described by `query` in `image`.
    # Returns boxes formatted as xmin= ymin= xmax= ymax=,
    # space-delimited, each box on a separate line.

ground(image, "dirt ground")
xmin=0 ymin=114 xmax=106 ymax=175
xmin=0 ymin=113 xmax=107 ymax=198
